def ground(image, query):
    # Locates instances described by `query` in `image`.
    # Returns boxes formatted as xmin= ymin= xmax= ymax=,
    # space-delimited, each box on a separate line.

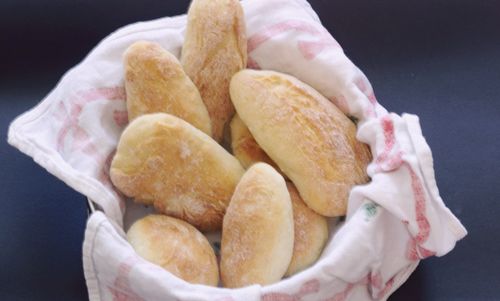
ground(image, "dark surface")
xmin=1 ymin=1 xmax=499 ymax=300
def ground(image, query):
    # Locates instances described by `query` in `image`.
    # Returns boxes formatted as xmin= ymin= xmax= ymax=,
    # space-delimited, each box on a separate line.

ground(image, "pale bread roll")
xmin=230 ymin=114 xmax=280 ymax=170
xmin=230 ymin=69 xmax=372 ymax=217
xmin=127 ymin=215 xmax=219 ymax=286
xmin=220 ymin=163 xmax=294 ymax=288
xmin=285 ymin=182 xmax=328 ymax=276
xmin=110 ymin=113 xmax=245 ymax=231
xmin=181 ymin=0 xmax=247 ymax=142
xmin=124 ymin=41 xmax=212 ymax=135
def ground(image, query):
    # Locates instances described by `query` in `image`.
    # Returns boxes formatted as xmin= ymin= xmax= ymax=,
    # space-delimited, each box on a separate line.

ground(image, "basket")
xmin=7 ymin=0 xmax=466 ymax=300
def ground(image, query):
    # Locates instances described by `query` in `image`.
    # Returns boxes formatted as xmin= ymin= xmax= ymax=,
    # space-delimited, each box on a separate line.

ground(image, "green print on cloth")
xmin=363 ymin=202 xmax=378 ymax=220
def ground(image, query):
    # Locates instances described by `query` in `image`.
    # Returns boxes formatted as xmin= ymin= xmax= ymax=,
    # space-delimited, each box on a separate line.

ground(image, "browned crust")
xmin=182 ymin=0 xmax=247 ymax=142
xmin=230 ymin=69 xmax=372 ymax=216
xmin=110 ymin=113 xmax=245 ymax=232
xmin=127 ymin=215 xmax=219 ymax=286
xmin=230 ymin=114 xmax=284 ymax=174
xmin=285 ymin=182 xmax=328 ymax=276
xmin=220 ymin=163 xmax=294 ymax=288
xmin=124 ymin=41 xmax=212 ymax=135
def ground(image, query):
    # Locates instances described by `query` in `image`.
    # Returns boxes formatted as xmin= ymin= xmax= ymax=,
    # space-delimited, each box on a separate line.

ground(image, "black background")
xmin=1 ymin=1 xmax=499 ymax=300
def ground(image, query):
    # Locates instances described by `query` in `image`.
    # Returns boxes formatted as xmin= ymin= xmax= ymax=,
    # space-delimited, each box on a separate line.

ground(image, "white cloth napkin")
xmin=8 ymin=0 xmax=466 ymax=300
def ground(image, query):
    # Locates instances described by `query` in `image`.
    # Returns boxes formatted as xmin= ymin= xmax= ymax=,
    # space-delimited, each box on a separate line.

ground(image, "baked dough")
xmin=285 ymin=182 xmax=328 ymax=276
xmin=230 ymin=69 xmax=372 ymax=216
xmin=230 ymin=114 xmax=280 ymax=171
xmin=110 ymin=113 xmax=245 ymax=231
xmin=220 ymin=163 xmax=294 ymax=288
xmin=124 ymin=41 xmax=211 ymax=135
xmin=127 ymin=215 xmax=219 ymax=286
xmin=182 ymin=0 xmax=247 ymax=142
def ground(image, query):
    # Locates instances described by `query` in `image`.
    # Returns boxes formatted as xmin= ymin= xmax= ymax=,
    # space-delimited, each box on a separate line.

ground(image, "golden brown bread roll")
xmin=285 ymin=182 xmax=328 ymax=277
xmin=110 ymin=113 xmax=245 ymax=231
xmin=220 ymin=163 xmax=294 ymax=288
xmin=230 ymin=113 xmax=280 ymax=170
xmin=124 ymin=41 xmax=211 ymax=135
xmin=181 ymin=0 xmax=247 ymax=142
xmin=230 ymin=69 xmax=372 ymax=217
xmin=127 ymin=215 xmax=219 ymax=286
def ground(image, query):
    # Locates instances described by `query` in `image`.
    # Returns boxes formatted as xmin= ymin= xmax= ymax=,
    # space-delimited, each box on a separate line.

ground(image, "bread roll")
xmin=124 ymin=41 xmax=211 ymax=135
xmin=285 ymin=182 xmax=328 ymax=276
xmin=110 ymin=113 xmax=245 ymax=231
xmin=220 ymin=163 xmax=294 ymax=288
xmin=181 ymin=0 xmax=247 ymax=142
xmin=127 ymin=215 xmax=219 ymax=286
xmin=230 ymin=114 xmax=279 ymax=170
xmin=230 ymin=69 xmax=372 ymax=217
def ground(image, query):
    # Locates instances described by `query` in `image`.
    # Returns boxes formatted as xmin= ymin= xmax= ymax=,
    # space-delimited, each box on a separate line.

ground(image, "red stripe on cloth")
xmin=404 ymin=162 xmax=434 ymax=260
xmin=354 ymin=77 xmax=378 ymax=118
xmin=372 ymin=117 xmax=433 ymax=259
xmin=80 ymin=87 xmax=126 ymax=102
xmin=355 ymin=77 xmax=378 ymax=105
xmin=372 ymin=116 xmax=404 ymax=172
xmin=56 ymin=86 xmax=125 ymax=154
xmin=367 ymin=92 xmax=378 ymax=106
xmin=107 ymin=256 xmax=144 ymax=301
xmin=418 ymin=244 xmax=436 ymax=259
xmin=329 ymin=95 xmax=349 ymax=113
xmin=248 ymin=20 xmax=341 ymax=62
xmin=297 ymin=38 xmax=340 ymax=60
xmin=261 ymin=293 xmax=295 ymax=301
xmin=369 ymin=272 xmax=383 ymax=290
xmin=296 ymin=279 xmax=320 ymax=298
xmin=378 ymin=115 xmax=395 ymax=162
xmin=247 ymin=20 xmax=322 ymax=53
xmin=375 ymin=277 xmax=395 ymax=300
xmin=406 ymin=163 xmax=431 ymax=244
xmin=324 ymin=283 xmax=354 ymax=301
xmin=113 ymin=110 xmax=129 ymax=127
xmin=247 ymin=56 xmax=261 ymax=69
xmin=406 ymin=238 xmax=420 ymax=261
xmin=375 ymin=116 xmax=404 ymax=171
xmin=262 ymin=279 xmax=320 ymax=301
